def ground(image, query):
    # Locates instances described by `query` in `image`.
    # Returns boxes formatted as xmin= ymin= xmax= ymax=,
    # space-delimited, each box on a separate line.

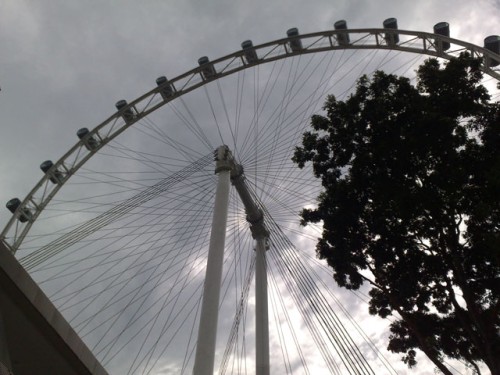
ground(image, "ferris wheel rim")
xmin=2 ymin=25 xmax=500 ymax=253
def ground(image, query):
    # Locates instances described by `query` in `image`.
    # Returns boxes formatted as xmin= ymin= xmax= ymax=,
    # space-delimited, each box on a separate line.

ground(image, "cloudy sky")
xmin=1 ymin=1 xmax=499 ymax=374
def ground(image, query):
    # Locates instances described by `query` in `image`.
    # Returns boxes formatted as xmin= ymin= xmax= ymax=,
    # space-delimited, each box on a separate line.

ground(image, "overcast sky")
xmin=2 ymin=0 xmax=499 ymax=227
xmin=1 ymin=1 xmax=499 ymax=374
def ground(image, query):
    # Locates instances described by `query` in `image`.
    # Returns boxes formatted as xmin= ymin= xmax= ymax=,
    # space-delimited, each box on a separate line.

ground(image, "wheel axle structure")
xmin=1 ymin=19 xmax=499 ymax=374
xmin=193 ymin=145 xmax=270 ymax=375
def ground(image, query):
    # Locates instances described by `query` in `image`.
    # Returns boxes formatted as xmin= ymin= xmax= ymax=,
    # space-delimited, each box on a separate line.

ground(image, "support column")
xmin=231 ymin=164 xmax=270 ymax=375
xmin=255 ymin=236 xmax=270 ymax=375
xmin=193 ymin=146 xmax=232 ymax=375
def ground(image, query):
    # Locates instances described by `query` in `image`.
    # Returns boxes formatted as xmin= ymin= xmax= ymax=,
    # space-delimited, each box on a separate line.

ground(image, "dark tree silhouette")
xmin=293 ymin=54 xmax=500 ymax=374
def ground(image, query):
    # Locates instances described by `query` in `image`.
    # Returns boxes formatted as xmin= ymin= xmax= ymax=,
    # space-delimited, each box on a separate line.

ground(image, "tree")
xmin=292 ymin=54 xmax=500 ymax=374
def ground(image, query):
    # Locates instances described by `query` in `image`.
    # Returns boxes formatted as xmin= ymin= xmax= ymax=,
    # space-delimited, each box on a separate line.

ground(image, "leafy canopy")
xmin=293 ymin=54 xmax=500 ymax=374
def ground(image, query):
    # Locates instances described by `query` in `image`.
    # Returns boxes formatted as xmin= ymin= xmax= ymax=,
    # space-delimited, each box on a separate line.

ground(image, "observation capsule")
xmin=156 ymin=76 xmax=174 ymax=99
xmin=77 ymin=127 xmax=99 ymax=151
xmin=198 ymin=56 xmax=216 ymax=80
xmin=287 ymin=28 xmax=303 ymax=52
xmin=6 ymin=198 xmax=32 ymax=223
xmin=334 ymin=20 xmax=350 ymax=46
xmin=484 ymin=35 xmax=500 ymax=67
xmin=40 ymin=160 xmax=64 ymax=184
xmin=115 ymin=100 xmax=135 ymax=123
xmin=383 ymin=18 xmax=399 ymax=45
xmin=433 ymin=22 xmax=450 ymax=51
xmin=241 ymin=40 xmax=259 ymax=64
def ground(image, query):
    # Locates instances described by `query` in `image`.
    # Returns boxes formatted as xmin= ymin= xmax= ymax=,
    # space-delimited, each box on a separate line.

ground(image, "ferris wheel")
xmin=2 ymin=18 xmax=499 ymax=374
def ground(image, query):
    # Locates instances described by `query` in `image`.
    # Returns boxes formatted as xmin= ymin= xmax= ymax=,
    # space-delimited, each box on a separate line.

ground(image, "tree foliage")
xmin=293 ymin=54 xmax=500 ymax=374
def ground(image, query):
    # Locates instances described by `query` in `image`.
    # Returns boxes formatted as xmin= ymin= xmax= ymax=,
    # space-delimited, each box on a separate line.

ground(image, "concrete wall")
xmin=0 ymin=241 xmax=109 ymax=375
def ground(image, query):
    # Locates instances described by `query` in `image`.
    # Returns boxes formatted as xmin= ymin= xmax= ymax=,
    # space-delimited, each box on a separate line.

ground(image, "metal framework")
xmin=193 ymin=146 xmax=270 ymax=375
xmin=0 ymin=25 xmax=499 ymax=375
xmin=2 ymin=27 xmax=500 ymax=253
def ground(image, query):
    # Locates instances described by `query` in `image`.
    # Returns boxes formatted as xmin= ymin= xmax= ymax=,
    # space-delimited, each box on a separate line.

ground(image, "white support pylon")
xmin=193 ymin=146 xmax=232 ymax=375
xmin=255 ymin=236 xmax=270 ymax=375
xmin=193 ymin=147 xmax=270 ymax=375
xmin=231 ymin=164 xmax=270 ymax=375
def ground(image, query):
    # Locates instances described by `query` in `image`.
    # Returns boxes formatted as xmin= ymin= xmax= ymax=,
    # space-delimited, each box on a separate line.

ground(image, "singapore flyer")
xmin=0 ymin=1 xmax=499 ymax=374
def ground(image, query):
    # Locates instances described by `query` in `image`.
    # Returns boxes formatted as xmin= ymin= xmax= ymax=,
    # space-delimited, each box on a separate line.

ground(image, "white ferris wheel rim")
xmin=2 ymin=26 xmax=500 ymax=253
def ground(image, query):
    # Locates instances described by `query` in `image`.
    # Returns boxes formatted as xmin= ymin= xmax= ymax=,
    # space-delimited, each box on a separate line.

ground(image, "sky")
xmin=0 ymin=1 xmax=499 ymax=374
